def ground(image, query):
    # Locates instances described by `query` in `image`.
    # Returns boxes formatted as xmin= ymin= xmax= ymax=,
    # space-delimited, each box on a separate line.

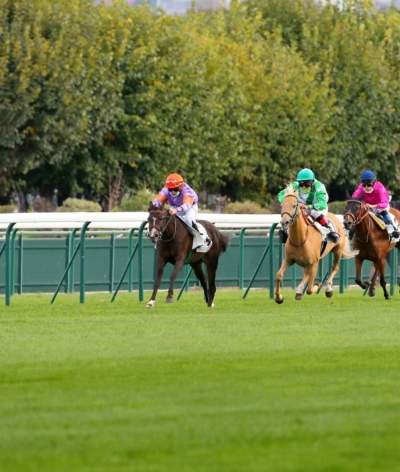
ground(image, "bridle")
xmin=281 ymin=193 xmax=309 ymax=247
xmin=148 ymin=209 xmax=177 ymax=243
xmin=281 ymin=193 xmax=301 ymax=225
xmin=343 ymin=199 xmax=370 ymax=242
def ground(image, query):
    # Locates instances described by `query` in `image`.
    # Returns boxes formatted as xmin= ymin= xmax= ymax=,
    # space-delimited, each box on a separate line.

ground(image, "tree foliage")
xmin=2 ymin=0 xmax=400 ymax=207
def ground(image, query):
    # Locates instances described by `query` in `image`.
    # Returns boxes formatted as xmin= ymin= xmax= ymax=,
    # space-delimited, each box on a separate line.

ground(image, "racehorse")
xmin=146 ymin=202 xmax=232 ymax=308
xmin=275 ymin=184 xmax=357 ymax=303
xmin=343 ymin=198 xmax=400 ymax=298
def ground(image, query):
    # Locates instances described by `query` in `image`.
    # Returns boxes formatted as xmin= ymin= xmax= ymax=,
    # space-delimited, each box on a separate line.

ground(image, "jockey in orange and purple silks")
xmin=352 ymin=170 xmax=399 ymax=237
xmin=152 ymin=173 xmax=200 ymax=233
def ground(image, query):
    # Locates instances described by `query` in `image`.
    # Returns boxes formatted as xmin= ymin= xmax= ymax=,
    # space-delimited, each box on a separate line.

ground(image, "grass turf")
xmin=1 ymin=288 xmax=400 ymax=472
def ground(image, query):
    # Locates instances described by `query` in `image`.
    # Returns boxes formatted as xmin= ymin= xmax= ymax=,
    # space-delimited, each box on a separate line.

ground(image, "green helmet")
xmin=297 ymin=168 xmax=315 ymax=181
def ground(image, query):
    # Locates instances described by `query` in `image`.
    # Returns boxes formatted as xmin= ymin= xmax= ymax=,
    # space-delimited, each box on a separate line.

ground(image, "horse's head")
xmin=147 ymin=201 xmax=169 ymax=243
xmin=280 ymin=184 xmax=300 ymax=229
xmin=343 ymin=199 xmax=368 ymax=230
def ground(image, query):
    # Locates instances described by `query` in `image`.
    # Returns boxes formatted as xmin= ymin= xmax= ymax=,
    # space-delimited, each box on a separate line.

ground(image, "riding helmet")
xmin=296 ymin=168 xmax=315 ymax=181
xmin=165 ymin=173 xmax=184 ymax=189
xmin=360 ymin=170 xmax=376 ymax=182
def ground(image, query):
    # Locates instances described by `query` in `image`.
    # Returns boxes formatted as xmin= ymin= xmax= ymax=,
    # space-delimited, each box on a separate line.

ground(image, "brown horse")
xmin=275 ymin=185 xmax=357 ymax=303
xmin=146 ymin=202 xmax=232 ymax=308
xmin=343 ymin=198 xmax=400 ymax=298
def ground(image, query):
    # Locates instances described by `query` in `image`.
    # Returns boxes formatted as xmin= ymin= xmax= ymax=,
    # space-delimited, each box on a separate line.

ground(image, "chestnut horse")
xmin=343 ymin=198 xmax=400 ymax=298
xmin=275 ymin=185 xmax=357 ymax=303
xmin=146 ymin=202 xmax=232 ymax=308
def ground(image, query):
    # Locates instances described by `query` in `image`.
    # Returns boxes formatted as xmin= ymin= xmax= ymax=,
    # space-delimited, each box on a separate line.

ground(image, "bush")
xmin=328 ymin=201 xmax=346 ymax=215
xmin=0 ymin=205 xmax=17 ymax=213
xmin=223 ymin=200 xmax=270 ymax=214
xmin=57 ymin=198 xmax=102 ymax=212
xmin=113 ymin=189 xmax=153 ymax=212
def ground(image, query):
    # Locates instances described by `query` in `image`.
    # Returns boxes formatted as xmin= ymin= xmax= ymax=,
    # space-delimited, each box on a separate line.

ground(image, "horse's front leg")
xmin=166 ymin=259 xmax=186 ymax=303
xmin=275 ymin=258 xmax=293 ymax=304
xmin=354 ymin=256 xmax=368 ymax=289
xmin=295 ymin=268 xmax=310 ymax=301
xmin=146 ymin=258 xmax=167 ymax=308
xmin=306 ymin=263 xmax=320 ymax=295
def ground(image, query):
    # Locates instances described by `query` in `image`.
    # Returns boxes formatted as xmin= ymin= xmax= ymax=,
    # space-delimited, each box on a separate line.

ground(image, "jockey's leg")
xmin=381 ymin=209 xmax=399 ymax=237
xmin=314 ymin=211 xmax=340 ymax=243
xmin=183 ymin=204 xmax=202 ymax=234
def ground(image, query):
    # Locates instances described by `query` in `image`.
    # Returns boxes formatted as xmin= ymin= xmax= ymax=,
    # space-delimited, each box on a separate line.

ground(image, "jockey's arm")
xmin=169 ymin=196 xmax=195 ymax=215
xmin=153 ymin=193 xmax=168 ymax=206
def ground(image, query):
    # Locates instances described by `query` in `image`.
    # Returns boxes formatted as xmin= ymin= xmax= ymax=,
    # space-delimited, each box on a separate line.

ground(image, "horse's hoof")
xmin=295 ymin=294 xmax=303 ymax=300
xmin=275 ymin=297 xmax=284 ymax=304
xmin=146 ymin=300 xmax=155 ymax=308
xmin=325 ymin=290 xmax=333 ymax=298
xmin=208 ymin=303 xmax=215 ymax=308
xmin=368 ymin=290 xmax=375 ymax=298
xmin=165 ymin=297 xmax=174 ymax=303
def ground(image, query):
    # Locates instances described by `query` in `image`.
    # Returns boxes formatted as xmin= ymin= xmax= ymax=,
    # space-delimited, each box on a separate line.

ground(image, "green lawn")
xmin=1 ymin=289 xmax=400 ymax=472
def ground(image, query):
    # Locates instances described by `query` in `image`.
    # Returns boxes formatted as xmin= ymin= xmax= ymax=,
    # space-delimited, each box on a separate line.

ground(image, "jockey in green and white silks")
xmin=277 ymin=168 xmax=340 ymax=243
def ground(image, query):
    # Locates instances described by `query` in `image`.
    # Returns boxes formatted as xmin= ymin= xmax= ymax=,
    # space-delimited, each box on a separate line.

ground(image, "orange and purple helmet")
xmin=165 ymin=173 xmax=184 ymax=190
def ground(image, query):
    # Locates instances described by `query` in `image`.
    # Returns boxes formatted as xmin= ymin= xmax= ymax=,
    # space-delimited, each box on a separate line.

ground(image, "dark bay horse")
xmin=275 ymin=185 xmax=357 ymax=303
xmin=146 ymin=202 xmax=232 ymax=308
xmin=343 ymin=198 xmax=400 ymax=298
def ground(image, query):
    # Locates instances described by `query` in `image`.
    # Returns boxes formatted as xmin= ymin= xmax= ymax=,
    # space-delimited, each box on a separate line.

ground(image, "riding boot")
xmin=316 ymin=215 xmax=340 ymax=243
xmin=383 ymin=213 xmax=400 ymax=238
xmin=386 ymin=224 xmax=399 ymax=238
xmin=278 ymin=229 xmax=288 ymax=244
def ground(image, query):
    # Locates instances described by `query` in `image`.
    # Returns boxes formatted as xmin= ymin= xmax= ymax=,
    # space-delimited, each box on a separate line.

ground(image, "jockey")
xmin=277 ymin=168 xmax=340 ymax=243
xmin=352 ymin=170 xmax=399 ymax=238
xmin=152 ymin=173 xmax=200 ymax=233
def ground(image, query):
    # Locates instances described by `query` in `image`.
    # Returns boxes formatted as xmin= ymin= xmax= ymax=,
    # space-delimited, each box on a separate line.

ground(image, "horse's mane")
xmin=284 ymin=183 xmax=299 ymax=197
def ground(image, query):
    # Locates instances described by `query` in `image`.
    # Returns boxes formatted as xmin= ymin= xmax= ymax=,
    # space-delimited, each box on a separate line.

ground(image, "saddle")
xmin=176 ymin=216 xmax=213 ymax=253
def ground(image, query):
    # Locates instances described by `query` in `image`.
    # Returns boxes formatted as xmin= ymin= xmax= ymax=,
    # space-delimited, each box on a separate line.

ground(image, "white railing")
xmin=0 ymin=212 xmax=344 ymax=230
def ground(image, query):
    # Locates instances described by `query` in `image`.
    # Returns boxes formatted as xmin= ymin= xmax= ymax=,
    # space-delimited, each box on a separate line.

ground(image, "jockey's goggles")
xmin=168 ymin=187 xmax=180 ymax=193
xmin=361 ymin=180 xmax=375 ymax=187
xmin=298 ymin=181 xmax=313 ymax=188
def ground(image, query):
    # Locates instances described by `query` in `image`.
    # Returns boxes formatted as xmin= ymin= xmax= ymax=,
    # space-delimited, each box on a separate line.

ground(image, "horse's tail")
xmin=221 ymin=233 xmax=233 ymax=253
xmin=341 ymin=234 xmax=359 ymax=259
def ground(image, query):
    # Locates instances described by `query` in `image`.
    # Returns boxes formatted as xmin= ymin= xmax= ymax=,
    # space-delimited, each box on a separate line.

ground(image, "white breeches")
xmin=177 ymin=204 xmax=198 ymax=228
xmin=306 ymin=208 xmax=328 ymax=219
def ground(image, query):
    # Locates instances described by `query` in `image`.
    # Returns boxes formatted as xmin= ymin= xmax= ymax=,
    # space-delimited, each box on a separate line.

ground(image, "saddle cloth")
xmin=369 ymin=211 xmax=400 ymax=241
xmin=176 ymin=216 xmax=213 ymax=253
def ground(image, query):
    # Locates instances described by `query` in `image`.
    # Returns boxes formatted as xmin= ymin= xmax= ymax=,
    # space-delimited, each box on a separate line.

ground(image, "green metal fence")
xmin=1 ymin=228 xmax=398 ymax=305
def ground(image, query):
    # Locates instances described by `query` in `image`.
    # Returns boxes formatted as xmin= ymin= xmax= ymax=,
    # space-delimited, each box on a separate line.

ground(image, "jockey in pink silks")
xmin=352 ymin=170 xmax=399 ymax=238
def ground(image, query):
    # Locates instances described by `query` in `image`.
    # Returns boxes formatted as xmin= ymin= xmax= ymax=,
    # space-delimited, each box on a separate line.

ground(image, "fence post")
xmin=239 ymin=228 xmax=247 ymax=290
xmin=5 ymin=223 xmax=16 ymax=306
xmin=269 ymin=224 xmax=278 ymax=299
xmin=79 ymin=223 xmax=90 ymax=304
